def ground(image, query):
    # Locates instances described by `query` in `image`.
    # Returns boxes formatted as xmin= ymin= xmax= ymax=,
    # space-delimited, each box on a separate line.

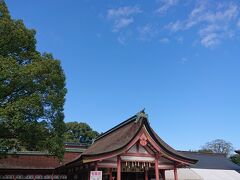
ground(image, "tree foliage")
xmin=0 ymin=1 xmax=66 ymax=159
xmin=201 ymin=139 xmax=234 ymax=157
xmin=230 ymin=154 xmax=240 ymax=166
xmin=64 ymin=122 xmax=99 ymax=144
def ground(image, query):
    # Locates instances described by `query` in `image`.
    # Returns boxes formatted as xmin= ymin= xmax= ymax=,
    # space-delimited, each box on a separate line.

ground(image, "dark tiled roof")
xmin=180 ymin=151 xmax=240 ymax=171
xmin=64 ymin=142 xmax=89 ymax=148
xmin=0 ymin=152 xmax=81 ymax=170
xmin=236 ymin=150 xmax=240 ymax=155
xmin=68 ymin=111 xmax=197 ymax=165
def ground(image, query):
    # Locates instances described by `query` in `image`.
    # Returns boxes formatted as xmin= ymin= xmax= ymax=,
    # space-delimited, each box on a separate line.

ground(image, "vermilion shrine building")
xmin=56 ymin=110 xmax=198 ymax=180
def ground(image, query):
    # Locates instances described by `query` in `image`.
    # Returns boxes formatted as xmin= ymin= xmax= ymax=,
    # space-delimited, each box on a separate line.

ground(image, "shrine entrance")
xmin=102 ymin=169 xmax=166 ymax=180
xmin=122 ymin=172 xmax=144 ymax=180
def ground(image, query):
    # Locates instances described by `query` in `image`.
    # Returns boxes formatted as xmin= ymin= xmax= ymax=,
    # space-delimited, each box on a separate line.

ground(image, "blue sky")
xmin=6 ymin=0 xmax=240 ymax=151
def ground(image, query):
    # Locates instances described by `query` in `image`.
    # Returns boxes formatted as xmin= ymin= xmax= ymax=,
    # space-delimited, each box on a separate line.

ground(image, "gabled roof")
xmin=65 ymin=111 xmax=197 ymax=166
xmin=236 ymin=150 xmax=240 ymax=155
xmin=179 ymin=151 xmax=240 ymax=171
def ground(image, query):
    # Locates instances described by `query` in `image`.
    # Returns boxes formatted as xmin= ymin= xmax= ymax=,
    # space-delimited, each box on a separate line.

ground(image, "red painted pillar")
xmin=117 ymin=156 xmax=121 ymax=180
xmin=14 ymin=175 xmax=16 ymax=180
xmin=95 ymin=162 xmax=98 ymax=171
xmin=144 ymin=169 xmax=148 ymax=180
xmin=109 ymin=168 xmax=113 ymax=180
xmin=162 ymin=170 xmax=166 ymax=180
xmin=174 ymin=167 xmax=178 ymax=180
xmin=155 ymin=159 xmax=159 ymax=180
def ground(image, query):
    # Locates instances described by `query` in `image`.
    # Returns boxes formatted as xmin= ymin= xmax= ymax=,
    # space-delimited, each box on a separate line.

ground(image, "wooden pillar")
xmin=14 ymin=175 xmax=16 ymax=180
xmin=144 ymin=169 xmax=148 ymax=180
xmin=109 ymin=168 xmax=113 ymax=180
xmin=95 ymin=162 xmax=98 ymax=171
xmin=117 ymin=156 xmax=121 ymax=180
xmin=162 ymin=170 xmax=166 ymax=180
xmin=155 ymin=159 xmax=159 ymax=180
xmin=174 ymin=167 xmax=178 ymax=180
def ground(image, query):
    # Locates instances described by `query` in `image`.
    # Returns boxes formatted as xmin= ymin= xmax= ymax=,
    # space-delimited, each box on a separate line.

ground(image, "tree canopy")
xmin=64 ymin=122 xmax=99 ymax=144
xmin=201 ymin=139 xmax=234 ymax=157
xmin=0 ymin=1 xmax=66 ymax=159
xmin=230 ymin=154 xmax=240 ymax=166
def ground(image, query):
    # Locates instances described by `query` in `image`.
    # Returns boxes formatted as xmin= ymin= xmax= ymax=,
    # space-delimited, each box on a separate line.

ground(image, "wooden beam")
xmin=117 ymin=156 xmax=121 ymax=180
xmin=145 ymin=169 xmax=148 ymax=180
xmin=155 ymin=159 xmax=159 ymax=180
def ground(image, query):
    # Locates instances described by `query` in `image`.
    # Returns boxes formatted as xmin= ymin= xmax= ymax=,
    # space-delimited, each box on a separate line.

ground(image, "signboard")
xmin=90 ymin=171 xmax=102 ymax=180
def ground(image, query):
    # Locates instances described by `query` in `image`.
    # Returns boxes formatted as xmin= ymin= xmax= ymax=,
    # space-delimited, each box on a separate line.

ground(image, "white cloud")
xmin=200 ymin=33 xmax=220 ymax=48
xmin=237 ymin=19 xmax=240 ymax=28
xmin=165 ymin=0 xmax=240 ymax=48
xmin=176 ymin=36 xmax=183 ymax=43
xmin=137 ymin=24 xmax=158 ymax=41
xmin=156 ymin=0 xmax=178 ymax=15
xmin=179 ymin=57 xmax=188 ymax=64
xmin=107 ymin=6 xmax=142 ymax=19
xmin=159 ymin=37 xmax=170 ymax=44
xmin=113 ymin=18 xmax=134 ymax=32
xmin=107 ymin=6 xmax=142 ymax=32
xmin=105 ymin=0 xmax=240 ymax=47
xmin=117 ymin=36 xmax=126 ymax=45
xmin=166 ymin=20 xmax=183 ymax=32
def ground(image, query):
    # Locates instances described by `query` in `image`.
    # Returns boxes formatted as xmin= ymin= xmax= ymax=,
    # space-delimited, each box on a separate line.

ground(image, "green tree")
xmin=64 ymin=122 xmax=99 ymax=144
xmin=0 ymin=1 xmax=66 ymax=159
xmin=201 ymin=139 xmax=234 ymax=157
xmin=230 ymin=154 xmax=240 ymax=166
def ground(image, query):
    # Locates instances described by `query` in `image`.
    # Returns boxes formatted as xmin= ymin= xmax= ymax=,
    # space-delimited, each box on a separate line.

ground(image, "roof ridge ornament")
xmin=135 ymin=108 xmax=148 ymax=123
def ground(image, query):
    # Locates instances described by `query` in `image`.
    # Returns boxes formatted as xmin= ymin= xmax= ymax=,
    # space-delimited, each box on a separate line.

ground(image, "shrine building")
xmin=56 ymin=110 xmax=198 ymax=180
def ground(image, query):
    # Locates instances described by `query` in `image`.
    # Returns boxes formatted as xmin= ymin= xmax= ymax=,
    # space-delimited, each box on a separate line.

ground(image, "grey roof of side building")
xmin=179 ymin=151 xmax=240 ymax=171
